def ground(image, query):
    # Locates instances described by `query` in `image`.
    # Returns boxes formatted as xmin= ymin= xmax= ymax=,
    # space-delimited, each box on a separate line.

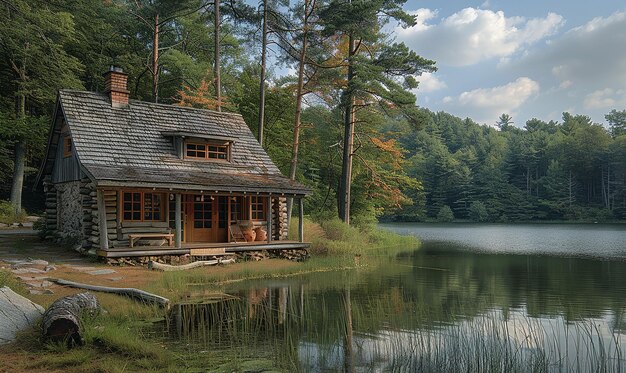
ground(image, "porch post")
xmin=175 ymin=193 xmax=182 ymax=248
xmin=96 ymin=189 xmax=109 ymax=250
xmin=298 ymin=197 xmax=304 ymax=243
xmin=266 ymin=195 xmax=272 ymax=243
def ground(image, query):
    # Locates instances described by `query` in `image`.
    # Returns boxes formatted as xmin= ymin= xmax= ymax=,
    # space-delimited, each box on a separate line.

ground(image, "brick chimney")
xmin=103 ymin=66 xmax=129 ymax=108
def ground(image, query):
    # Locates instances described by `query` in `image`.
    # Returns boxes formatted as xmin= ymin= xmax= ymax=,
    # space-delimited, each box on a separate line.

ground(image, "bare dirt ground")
xmin=0 ymin=230 xmax=162 ymax=307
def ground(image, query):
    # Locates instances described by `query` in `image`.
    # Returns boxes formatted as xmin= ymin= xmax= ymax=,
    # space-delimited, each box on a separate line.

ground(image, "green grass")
xmin=154 ymin=217 xmax=420 ymax=300
xmin=0 ymin=269 xmax=27 ymax=296
xmin=2 ymin=216 xmax=422 ymax=372
xmin=291 ymin=217 xmax=420 ymax=257
xmin=0 ymin=200 xmax=27 ymax=225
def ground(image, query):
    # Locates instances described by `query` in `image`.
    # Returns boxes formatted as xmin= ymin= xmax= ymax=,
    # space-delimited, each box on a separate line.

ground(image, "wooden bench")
xmin=128 ymin=233 xmax=174 ymax=248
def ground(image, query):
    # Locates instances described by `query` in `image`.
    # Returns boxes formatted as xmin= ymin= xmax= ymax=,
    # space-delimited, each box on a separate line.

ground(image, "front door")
xmin=186 ymin=195 xmax=229 ymax=243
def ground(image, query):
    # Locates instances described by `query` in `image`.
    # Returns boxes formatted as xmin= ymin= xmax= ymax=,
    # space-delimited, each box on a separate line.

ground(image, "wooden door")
xmin=188 ymin=195 xmax=212 ymax=242
xmin=215 ymin=196 xmax=228 ymax=242
xmin=186 ymin=195 xmax=229 ymax=243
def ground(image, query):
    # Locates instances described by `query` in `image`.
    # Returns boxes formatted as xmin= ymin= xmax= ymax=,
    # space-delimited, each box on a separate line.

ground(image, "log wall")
xmin=273 ymin=197 xmax=288 ymax=240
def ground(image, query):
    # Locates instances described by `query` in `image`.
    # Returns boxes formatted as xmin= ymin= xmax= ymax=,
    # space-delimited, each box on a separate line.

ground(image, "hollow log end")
xmin=45 ymin=319 xmax=84 ymax=346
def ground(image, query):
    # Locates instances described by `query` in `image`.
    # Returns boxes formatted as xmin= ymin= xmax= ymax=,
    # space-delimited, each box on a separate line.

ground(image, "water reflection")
xmin=167 ymin=232 xmax=626 ymax=371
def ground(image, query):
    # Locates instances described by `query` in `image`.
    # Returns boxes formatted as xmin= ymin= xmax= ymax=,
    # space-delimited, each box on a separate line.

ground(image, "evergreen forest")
xmin=1 ymin=0 xmax=625 ymax=224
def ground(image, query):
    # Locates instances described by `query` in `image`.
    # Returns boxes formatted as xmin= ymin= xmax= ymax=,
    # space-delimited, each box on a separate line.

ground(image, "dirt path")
xmin=0 ymin=231 xmax=160 ymax=307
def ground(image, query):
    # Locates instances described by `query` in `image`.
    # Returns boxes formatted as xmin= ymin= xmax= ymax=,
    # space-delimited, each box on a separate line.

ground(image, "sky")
xmin=393 ymin=0 xmax=626 ymax=127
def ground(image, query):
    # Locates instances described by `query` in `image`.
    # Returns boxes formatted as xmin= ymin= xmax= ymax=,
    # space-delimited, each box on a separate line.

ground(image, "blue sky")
xmin=393 ymin=0 xmax=626 ymax=127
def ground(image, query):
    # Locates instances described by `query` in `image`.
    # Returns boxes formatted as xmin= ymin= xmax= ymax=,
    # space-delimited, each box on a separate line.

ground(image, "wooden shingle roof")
xmin=55 ymin=90 xmax=310 ymax=195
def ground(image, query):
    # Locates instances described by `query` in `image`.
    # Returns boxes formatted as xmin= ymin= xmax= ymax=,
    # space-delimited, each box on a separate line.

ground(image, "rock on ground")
xmin=0 ymin=286 xmax=44 ymax=344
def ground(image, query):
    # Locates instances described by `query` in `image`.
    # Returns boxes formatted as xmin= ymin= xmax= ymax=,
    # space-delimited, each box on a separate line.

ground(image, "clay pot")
xmin=243 ymin=229 xmax=256 ymax=242
xmin=254 ymin=227 xmax=267 ymax=241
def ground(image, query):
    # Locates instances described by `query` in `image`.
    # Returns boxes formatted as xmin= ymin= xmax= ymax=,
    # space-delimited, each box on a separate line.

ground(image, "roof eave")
xmin=93 ymin=179 xmax=311 ymax=196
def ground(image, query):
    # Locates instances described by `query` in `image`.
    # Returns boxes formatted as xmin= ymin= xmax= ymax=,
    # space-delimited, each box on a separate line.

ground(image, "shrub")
xmin=468 ymin=201 xmax=489 ymax=222
xmin=436 ymin=206 xmax=454 ymax=222
xmin=289 ymin=216 xmax=419 ymax=257
xmin=0 ymin=200 xmax=27 ymax=225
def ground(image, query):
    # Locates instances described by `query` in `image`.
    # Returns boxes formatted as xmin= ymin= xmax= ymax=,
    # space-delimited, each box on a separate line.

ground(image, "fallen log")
xmin=0 ymin=287 xmax=45 ymax=345
xmin=49 ymin=278 xmax=170 ymax=308
xmin=42 ymin=293 xmax=100 ymax=346
xmin=148 ymin=258 xmax=235 ymax=272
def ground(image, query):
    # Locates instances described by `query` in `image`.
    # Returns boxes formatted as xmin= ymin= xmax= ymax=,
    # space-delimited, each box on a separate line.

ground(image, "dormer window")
xmin=161 ymin=131 xmax=236 ymax=161
xmin=185 ymin=140 xmax=230 ymax=162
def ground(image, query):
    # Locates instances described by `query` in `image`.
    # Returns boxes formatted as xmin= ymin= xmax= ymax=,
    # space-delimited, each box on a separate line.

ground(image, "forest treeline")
xmin=0 ymin=0 xmax=625 ymax=223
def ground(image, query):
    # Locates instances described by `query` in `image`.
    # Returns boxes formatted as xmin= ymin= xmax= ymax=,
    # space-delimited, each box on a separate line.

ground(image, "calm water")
xmin=168 ymin=224 xmax=626 ymax=372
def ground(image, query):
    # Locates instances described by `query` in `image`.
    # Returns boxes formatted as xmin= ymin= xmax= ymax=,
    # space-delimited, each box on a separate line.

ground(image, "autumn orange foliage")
xmin=177 ymin=78 xmax=233 ymax=111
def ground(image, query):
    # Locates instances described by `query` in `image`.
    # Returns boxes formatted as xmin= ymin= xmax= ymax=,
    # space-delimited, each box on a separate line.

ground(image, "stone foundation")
xmin=103 ymin=249 xmax=308 ymax=266
xmin=56 ymin=181 xmax=82 ymax=237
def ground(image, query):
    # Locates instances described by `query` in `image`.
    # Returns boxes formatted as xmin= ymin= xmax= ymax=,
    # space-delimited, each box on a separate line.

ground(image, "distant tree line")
xmin=386 ymin=110 xmax=626 ymax=222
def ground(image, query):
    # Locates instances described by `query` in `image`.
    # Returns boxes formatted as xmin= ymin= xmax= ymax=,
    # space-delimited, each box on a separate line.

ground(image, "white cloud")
xmin=396 ymin=8 xmax=564 ymax=66
xmin=445 ymin=77 xmax=540 ymax=123
xmin=570 ymin=11 xmax=626 ymax=33
xmin=559 ymin=80 xmax=573 ymax=89
xmin=415 ymin=72 xmax=447 ymax=93
xmin=584 ymin=89 xmax=626 ymax=109
xmin=504 ymin=9 xmax=626 ymax=122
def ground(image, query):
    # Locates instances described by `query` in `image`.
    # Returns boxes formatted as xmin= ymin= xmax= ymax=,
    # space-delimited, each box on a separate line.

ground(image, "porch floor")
xmin=96 ymin=240 xmax=310 ymax=258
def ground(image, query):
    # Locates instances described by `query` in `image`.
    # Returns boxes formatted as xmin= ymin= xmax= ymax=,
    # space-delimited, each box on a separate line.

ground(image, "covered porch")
xmin=95 ymin=187 xmax=308 ymax=258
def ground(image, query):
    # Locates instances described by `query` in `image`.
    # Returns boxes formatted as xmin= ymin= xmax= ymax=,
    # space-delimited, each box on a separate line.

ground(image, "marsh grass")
xmin=154 ymin=218 xmax=419 ymax=301
xmin=307 ymin=295 xmax=626 ymax=373
xmin=164 ymin=282 xmax=626 ymax=372
xmin=291 ymin=217 xmax=420 ymax=257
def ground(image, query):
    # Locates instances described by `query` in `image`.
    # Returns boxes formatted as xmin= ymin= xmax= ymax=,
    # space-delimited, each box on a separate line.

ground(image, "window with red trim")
xmin=185 ymin=141 xmax=229 ymax=161
xmin=250 ymin=196 xmax=266 ymax=221
xmin=122 ymin=192 xmax=164 ymax=221
xmin=230 ymin=196 xmax=248 ymax=222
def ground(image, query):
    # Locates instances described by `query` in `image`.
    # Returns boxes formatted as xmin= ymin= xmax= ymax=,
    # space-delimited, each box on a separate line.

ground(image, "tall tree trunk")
xmin=10 ymin=141 xmax=26 ymax=215
xmin=257 ymin=0 xmax=268 ymax=145
xmin=338 ymin=34 xmax=355 ymax=224
xmin=214 ymin=0 xmax=221 ymax=112
xmin=152 ymin=14 xmax=160 ymax=103
xmin=10 ymin=90 xmax=26 ymax=215
xmin=286 ymin=0 xmax=312 ymax=227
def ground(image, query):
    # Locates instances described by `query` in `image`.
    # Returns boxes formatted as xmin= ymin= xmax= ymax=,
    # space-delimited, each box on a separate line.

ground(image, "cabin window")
xmin=250 ymin=196 xmax=266 ymax=221
xmin=122 ymin=192 xmax=164 ymax=222
xmin=230 ymin=196 xmax=249 ymax=222
xmin=63 ymin=136 xmax=72 ymax=157
xmin=185 ymin=140 xmax=230 ymax=161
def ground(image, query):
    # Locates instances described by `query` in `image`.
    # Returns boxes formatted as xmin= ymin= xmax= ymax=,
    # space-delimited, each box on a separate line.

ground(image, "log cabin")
xmin=36 ymin=67 xmax=310 ymax=259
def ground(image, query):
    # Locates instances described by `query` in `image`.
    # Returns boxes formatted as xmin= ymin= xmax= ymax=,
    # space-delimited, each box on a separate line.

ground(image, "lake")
xmin=167 ymin=223 xmax=626 ymax=372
